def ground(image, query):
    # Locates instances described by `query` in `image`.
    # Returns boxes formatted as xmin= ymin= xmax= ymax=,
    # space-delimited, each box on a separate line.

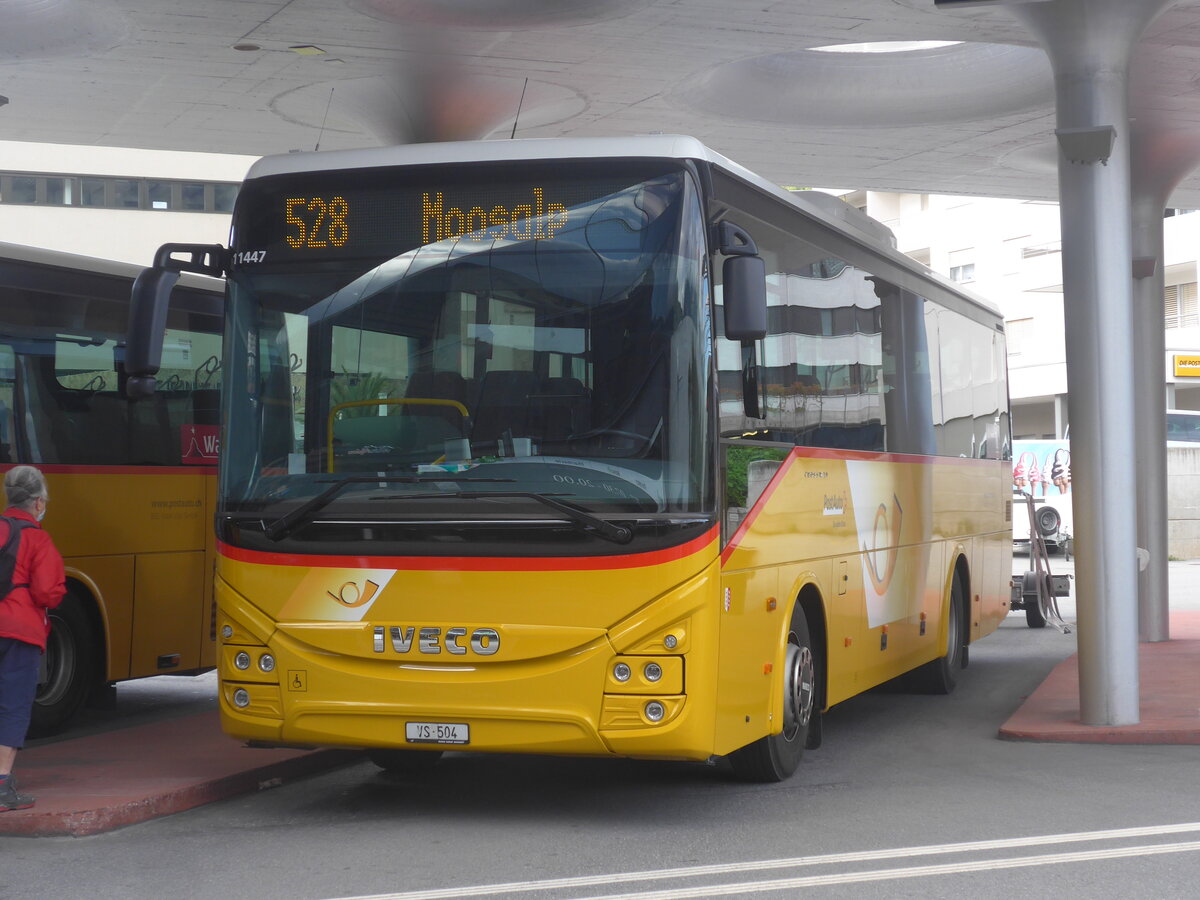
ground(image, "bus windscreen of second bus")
xmin=221 ymin=162 xmax=714 ymax=555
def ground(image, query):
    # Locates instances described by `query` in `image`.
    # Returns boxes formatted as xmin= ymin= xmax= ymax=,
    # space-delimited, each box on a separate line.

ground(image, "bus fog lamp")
xmin=234 ymin=651 xmax=251 ymax=670
xmin=644 ymin=701 xmax=666 ymax=722
xmin=221 ymin=625 xmax=233 ymax=639
xmin=644 ymin=662 xmax=663 ymax=682
xmin=613 ymin=663 xmax=631 ymax=682
xmin=232 ymin=688 xmax=250 ymax=708
xmin=663 ymin=634 xmax=678 ymax=650
xmin=258 ymin=653 xmax=276 ymax=673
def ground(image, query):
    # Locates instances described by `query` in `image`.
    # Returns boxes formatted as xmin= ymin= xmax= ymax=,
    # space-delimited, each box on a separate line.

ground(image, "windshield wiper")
xmin=456 ymin=491 xmax=634 ymax=545
xmin=263 ymin=475 xmax=515 ymax=541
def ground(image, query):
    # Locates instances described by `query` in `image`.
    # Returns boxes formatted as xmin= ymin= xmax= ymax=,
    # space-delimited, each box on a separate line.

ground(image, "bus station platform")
xmin=1 ymin=613 xmax=1197 ymax=838
xmin=0 ymin=711 xmax=361 ymax=837
xmin=1000 ymin=610 xmax=1200 ymax=744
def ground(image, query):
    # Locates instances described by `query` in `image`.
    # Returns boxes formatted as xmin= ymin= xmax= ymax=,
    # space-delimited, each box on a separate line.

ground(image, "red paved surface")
xmin=0 ymin=711 xmax=360 ymax=837
xmin=1000 ymin=611 xmax=1200 ymax=744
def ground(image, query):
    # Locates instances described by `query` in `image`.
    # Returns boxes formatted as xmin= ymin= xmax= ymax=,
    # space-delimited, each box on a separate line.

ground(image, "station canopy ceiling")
xmin=4 ymin=0 xmax=1200 ymax=205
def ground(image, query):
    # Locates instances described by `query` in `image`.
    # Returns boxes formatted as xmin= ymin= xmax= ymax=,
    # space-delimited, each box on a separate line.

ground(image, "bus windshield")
xmin=220 ymin=162 xmax=712 ymax=553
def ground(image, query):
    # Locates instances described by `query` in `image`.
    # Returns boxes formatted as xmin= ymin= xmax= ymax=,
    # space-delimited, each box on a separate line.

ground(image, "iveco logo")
xmin=372 ymin=625 xmax=500 ymax=656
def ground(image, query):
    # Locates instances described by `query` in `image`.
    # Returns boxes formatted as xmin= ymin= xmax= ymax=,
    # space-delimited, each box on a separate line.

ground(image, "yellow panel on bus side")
xmin=130 ymin=550 xmax=206 ymax=677
xmin=63 ymin=554 xmax=135 ymax=682
xmin=44 ymin=471 xmax=210 ymax=558
xmin=713 ymin=566 xmax=780 ymax=757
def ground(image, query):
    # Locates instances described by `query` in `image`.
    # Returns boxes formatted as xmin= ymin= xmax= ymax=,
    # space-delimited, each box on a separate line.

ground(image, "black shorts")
xmin=0 ymin=636 xmax=40 ymax=748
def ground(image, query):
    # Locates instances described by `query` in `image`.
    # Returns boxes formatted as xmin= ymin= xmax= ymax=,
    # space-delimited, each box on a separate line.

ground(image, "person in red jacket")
xmin=0 ymin=466 xmax=65 ymax=812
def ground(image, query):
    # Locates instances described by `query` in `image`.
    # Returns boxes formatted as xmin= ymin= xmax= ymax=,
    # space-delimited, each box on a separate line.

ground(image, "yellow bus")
xmin=0 ymin=241 xmax=224 ymax=734
xmin=131 ymin=137 xmax=1012 ymax=781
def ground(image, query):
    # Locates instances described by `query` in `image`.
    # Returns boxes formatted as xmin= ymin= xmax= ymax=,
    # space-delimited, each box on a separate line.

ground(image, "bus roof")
xmin=0 ymin=240 xmax=224 ymax=293
xmin=243 ymin=135 xmax=1001 ymax=321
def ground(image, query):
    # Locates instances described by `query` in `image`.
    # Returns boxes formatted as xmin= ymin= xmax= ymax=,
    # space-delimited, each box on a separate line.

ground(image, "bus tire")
xmin=910 ymin=573 xmax=967 ymax=695
xmin=367 ymin=748 xmax=443 ymax=775
xmin=29 ymin=591 xmax=98 ymax=737
xmin=728 ymin=605 xmax=817 ymax=782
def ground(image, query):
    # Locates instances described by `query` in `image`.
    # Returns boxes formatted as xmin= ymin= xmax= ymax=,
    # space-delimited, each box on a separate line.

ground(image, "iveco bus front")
xmin=129 ymin=136 xmax=1011 ymax=783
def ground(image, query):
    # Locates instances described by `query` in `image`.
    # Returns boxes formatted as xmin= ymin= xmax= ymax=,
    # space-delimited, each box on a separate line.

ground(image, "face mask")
xmin=36 ymin=508 xmax=45 ymax=522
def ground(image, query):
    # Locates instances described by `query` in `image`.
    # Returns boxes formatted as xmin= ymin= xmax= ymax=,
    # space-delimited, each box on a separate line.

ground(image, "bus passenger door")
xmin=130 ymin=550 xmax=207 ymax=676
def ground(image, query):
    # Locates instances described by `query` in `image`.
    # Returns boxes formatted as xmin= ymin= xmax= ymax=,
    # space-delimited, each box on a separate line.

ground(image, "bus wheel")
xmin=29 ymin=592 xmax=97 ymax=737
xmin=911 ymin=574 xmax=966 ymax=695
xmin=728 ymin=607 xmax=817 ymax=782
xmin=367 ymin=748 xmax=443 ymax=775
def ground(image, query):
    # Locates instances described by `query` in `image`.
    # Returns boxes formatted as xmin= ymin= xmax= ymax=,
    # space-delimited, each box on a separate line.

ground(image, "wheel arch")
xmin=62 ymin=568 xmax=110 ymax=679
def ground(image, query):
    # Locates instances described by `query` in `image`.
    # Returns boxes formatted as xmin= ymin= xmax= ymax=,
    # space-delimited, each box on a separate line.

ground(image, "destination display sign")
xmin=229 ymin=161 xmax=672 ymax=265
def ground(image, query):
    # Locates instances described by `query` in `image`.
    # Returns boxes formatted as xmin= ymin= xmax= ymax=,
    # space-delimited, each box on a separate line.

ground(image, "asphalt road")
xmin=4 ymin=556 xmax=1199 ymax=899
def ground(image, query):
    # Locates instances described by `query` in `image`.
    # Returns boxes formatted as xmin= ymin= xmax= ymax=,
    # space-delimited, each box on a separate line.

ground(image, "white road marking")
xmin=334 ymin=821 xmax=1200 ymax=900
xmin=570 ymin=840 xmax=1200 ymax=899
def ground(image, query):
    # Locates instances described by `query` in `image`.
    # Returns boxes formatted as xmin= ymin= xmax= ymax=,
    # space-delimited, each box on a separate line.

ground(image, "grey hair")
xmin=4 ymin=465 xmax=48 ymax=510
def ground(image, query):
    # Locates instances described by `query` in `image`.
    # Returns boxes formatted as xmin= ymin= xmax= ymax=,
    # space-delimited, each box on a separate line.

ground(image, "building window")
xmin=0 ymin=170 xmax=238 ymax=213
xmin=148 ymin=181 xmax=172 ymax=210
xmin=950 ymin=263 xmax=975 ymax=283
xmin=10 ymin=176 xmax=37 ymax=204
xmin=44 ymin=177 xmax=74 ymax=205
xmin=948 ymin=248 xmax=974 ymax=283
xmin=214 ymin=184 xmax=238 ymax=212
xmin=81 ymin=178 xmax=107 ymax=207
xmin=1165 ymin=282 xmax=1199 ymax=330
xmin=181 ymin=183 xmax=205 ymax=211
xmin=1021 ymin=240 xmax=1061 ymax=259
xmin=1006 ymin=317 xmax=1034 ymax=356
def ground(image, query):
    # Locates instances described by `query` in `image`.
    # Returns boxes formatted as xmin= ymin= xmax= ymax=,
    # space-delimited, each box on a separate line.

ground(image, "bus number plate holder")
xmin=406 ymin=722 xmax=469 ymax=745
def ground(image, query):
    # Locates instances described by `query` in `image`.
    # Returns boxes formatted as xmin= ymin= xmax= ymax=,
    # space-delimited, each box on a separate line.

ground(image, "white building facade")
xmin=0 ymin=141 xmax=254 ymax=266
xmin=850 ymin=190 xmax=1200 ymax=438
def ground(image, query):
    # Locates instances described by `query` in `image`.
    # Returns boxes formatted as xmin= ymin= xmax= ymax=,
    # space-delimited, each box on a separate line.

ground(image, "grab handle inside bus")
xmin=126 ymin=243 xmax=227 ymax=398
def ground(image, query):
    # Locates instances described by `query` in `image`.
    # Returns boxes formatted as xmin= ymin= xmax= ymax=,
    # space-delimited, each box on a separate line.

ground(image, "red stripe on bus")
xmin=784 ymin=446 xmax=1007 ymax=467
xmin=217 ymin=525 xmax=719 ymax=571
xmin=0 ymin=464 xmax=217 ymax=476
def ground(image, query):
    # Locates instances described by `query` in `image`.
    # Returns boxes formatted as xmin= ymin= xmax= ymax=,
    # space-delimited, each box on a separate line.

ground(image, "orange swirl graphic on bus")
xmin=864 ymin=495 xmax=903 ymax=595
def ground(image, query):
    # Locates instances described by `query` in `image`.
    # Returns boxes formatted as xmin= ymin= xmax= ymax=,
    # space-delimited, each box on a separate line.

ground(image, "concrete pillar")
xmin=1054 ymin=393 xmax=1069 ymax=439
xmin=1130 ymin=192 xmax=1169 ymax=642
xmin=1013 ymin=0 xmax=1173 ymax=726
xmin=1127 ymin=126 xmax=1200 ymax=640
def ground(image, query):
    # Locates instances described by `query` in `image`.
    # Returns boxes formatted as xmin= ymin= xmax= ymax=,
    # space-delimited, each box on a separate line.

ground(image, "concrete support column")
xmin=1131 ymin=179 xmax=1171 ymax=643
xmin=1127 ymin=124 xmax=1200 ymax=641
xmin=1014 ymin=0 xmax=1172 ymax=726
xmin=1054 ymin=393 xmax=1069 ymax=439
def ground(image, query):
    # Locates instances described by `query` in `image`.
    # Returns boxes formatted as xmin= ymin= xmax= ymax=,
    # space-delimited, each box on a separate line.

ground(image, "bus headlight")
xmin=644 ymin=662 xmax=663 ymax=682
xmin=232 ymin=688 xmax=251 ymax=709
xmin=644 ymin=701 xmax=666 ymax=722
xmin=613 ymin=663 xmax=632 ymax=682
xmin=258 ymin=654 xmax=276 ymax=673
xmin=234 ymin=651 xmax=251 ymax=670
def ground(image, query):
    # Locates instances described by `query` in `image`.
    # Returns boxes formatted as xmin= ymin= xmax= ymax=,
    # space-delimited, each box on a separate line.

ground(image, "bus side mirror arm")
xmin=715 ymin=221 xmax=767 ymax=419
xmin=126 ymin=244 xmax=227 ymax=399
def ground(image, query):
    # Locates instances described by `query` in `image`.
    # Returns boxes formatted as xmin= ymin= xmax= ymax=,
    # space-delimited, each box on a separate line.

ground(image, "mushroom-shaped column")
xmin=1013 ymin=0 xmax=1173 ymax=726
